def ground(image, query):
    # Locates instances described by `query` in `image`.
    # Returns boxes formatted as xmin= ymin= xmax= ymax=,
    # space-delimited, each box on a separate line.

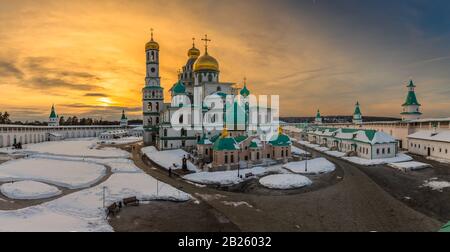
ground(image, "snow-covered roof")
xmin=408 ymin=131 xmax=450 ymax=143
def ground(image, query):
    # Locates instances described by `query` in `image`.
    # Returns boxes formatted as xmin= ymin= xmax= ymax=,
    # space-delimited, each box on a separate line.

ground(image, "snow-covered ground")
xmin=141 ymin=146 xmax=200 ymax=172
xmin=291 ymin=146 xmax=309 ymax=155
xmin=388 ymin=161 xmax=431 ymax=171
xmin=342 ymin=153 xmax=412 ymax=166
xmin=259 ymin=174 xmax=312 ymax=189
xmin=325 ymin=150 xmax=347 ymax=157
xmin=1 ymin=181 xmax=61 ymax=200
xmin=183 ymin=165 xmax=284 ymax=186
xmin=0 ymin=158 xmax=106 ymax=189
xmin=98 ymin=136 xmax=142 ymax=145
xmin=0 ymin=139 xmax=130 ymax=158
xmin=0 ymin=173 xmax=191 ymax=232
xmin=283 ymin=158 xmax=336 ymax=175
xmin=423 ymin=179 xmax=450 ymax=192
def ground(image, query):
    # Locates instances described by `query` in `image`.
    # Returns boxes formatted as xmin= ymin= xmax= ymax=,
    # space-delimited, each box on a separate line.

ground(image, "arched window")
xmin=152 ymin=91 xmax=155 ymax=97
xmin=216 ymin=86 xmax=221 ymax=92
xmin=198 ymin=74 xmax=203 ymax=82
xmin=156 ymin=102 xmax=159 ymax=111
xmin=179 ymin=115 xmax=183 ymax=124
xmin=151 ymin=51 xmax=155 ymax=61
xmin=208 ymin=74 xmax=213 ymax=82
xmin=148 ymin=102 xmax=152 ymax=111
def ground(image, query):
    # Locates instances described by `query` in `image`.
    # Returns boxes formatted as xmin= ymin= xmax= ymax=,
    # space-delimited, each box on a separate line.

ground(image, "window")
xmin=231 ymin=155 xmax=234 ymax=163
xmin=156 ymin=117 xmax=159 ymax=124
xmin=257 ymin=152 xmax=260 ymax=159
xmin=376 ymin=149 xmax=380 ymax=155
xmin=388 ymin=148 xmax=391 ymax=154
xmin=148 ymin=102 xmax=152 ymax=111
xmin=205 ymin=149 xmax=208 ymax=155
xmin=267 ymin=154 xmax=270 ymax=158
xmin=151 ymin=67 xmax=155 ymax=73
xmin=179 ymin=115 xmax=183 ymax=124
xmin=164 ymin=129 xmax=167 ymax=136
xmin=225 ymin=155 xmax=228 ymax=163
xmin=156 ymin=102 xmax=159 ymax=111
xmin=382 ymin=148 xmax=385 ymax=154
xmin=216 ymin=86 xmax=221 ymax=92
xmin=245 ymin=156 xmax=248 ymax=161
xmin=208 ymin=74 xmax=213 ymax=82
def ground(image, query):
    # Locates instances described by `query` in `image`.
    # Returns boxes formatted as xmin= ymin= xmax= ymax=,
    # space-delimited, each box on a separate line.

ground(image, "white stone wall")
xmin=408 ymin=138 xmax=450 ymax=161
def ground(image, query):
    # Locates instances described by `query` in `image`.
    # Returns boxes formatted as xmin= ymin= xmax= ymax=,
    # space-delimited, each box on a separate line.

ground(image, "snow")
xmin=0 ymin=139 xmax=130 ymax=158
xmin=259 ymin=174 xmax=312 ymax=189
xmin=141 ymin=146 xmax=200 ymax=172
xmin=291 ymin=146 xmax=309 ymax=155
xmin=283 ymin=158 xmax=335 ymax=175
xmin=221 ymin=201 xmax=253 ymax=208
xmin=408 ymin=130 xmax=450 ymax=143
xmin=0 ymin=172 xmax=191 ymax=232
xmin=98 ymin=136 xmax=142 ymax=145
xmin=325 ymin=150 xmax=347 ymax=157
xmin=423 ymin=180 xmax=450 ymax=192
xmin=1 ymin=181 xmax=61 ymax=200
xmin=342 ymin=153 xmax=412 ymax=166
xmin=388 ymin=161 xmax=431 ymax=171
xmin=0 ymin=158 xmax=106 ymax=189
xmin=183 ymin=166 xmax=280 ymax=185
xmin=97 ymin=158 xmax=142 ymax=173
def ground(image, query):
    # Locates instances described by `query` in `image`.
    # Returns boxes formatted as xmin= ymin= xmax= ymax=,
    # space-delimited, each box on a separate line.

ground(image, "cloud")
xmin=84 ymin=92 xmax=108 ymax=97
xmin=61 ymin=103 xmax=141 ymax=112
xmin=27 ymin=77 xmax=102 ymax=91
xmin=0 ymin=60 xmax=24 ymax=79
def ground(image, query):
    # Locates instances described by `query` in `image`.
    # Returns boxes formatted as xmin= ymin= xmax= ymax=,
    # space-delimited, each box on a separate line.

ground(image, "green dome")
xmin=240 ymin=83 xmax=250 ymax=97
xmin=172 ymin=80 xmax=186 ymax=94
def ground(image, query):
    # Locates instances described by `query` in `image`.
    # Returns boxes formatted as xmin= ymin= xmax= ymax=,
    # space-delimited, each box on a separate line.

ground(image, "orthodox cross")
xmin=202 ymin=34 xmax=211 ymax=53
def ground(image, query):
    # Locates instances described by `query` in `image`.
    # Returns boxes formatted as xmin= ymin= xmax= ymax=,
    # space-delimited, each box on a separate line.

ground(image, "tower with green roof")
xmin=353 ymin=101 xmax=362 ymax=124
xmin=120 ymin=109 xmax=128 ymax=127
xmin=48 ymin=104 xmax=59 ymax=127
xmin=315 ymin=109 xmax=322 ymax=124
xmin=401 ymin=80 xmax=422 ymax=121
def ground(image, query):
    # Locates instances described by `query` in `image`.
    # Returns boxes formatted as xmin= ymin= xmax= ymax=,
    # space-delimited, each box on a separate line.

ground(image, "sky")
xmin=0 ymin=0 xmax=450 ymax=121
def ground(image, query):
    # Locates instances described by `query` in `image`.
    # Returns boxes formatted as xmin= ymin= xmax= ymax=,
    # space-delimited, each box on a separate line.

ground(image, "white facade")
xmin=407 ymin=131 xmax=450 ymax=161
xmin=0 ymin=125 xmax=125 ymax=148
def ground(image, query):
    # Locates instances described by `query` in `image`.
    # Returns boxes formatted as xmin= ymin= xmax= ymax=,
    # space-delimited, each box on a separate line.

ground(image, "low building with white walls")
xmin=407 ymin=130 xmax=450 ymax=162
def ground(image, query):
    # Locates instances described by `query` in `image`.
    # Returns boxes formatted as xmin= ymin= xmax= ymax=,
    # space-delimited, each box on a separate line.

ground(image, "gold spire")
xmin=201 ymin=34 xmax=211 ymax=54
xmin=145 ymin=28 xmax=159 ymax=51
xmin=221 ymin=127 xmax=228 ymax=138
xmin=278 ymin=126 xmax=283 ymax=135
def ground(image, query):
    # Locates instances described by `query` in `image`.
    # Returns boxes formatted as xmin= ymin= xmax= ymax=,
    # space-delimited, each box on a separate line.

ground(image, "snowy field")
xmin=141 ymin=146 xmax=200 ymax=172
xmin=0 ymin=139 xmax=192 ymax=231
xmin=0 ymin=138 xmax=130 ymax=158
xmin=182 ymin=165 xmax=285 ymax=186
xmin=388 ymin=161 xmax=431 ymax=171
xmin=0 ymin=173 xmax=190 ymax=232
xmin=1 ymin=181 xmax=61 ymax=200
xmin=283 ymin=158 xmax=336 ymax=175
xmin=0 ymin=158 xmax=106 ymax=189
xmin=342 ymin=153 xmax=412 ymax=166
xmin=259 ymin=174 xmax=312 ymax=189
xmin=98 ymin=136 xmax=142 ymax=145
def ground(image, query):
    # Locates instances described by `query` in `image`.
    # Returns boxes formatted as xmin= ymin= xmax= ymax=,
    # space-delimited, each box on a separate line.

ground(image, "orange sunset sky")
xmin=1 ymin=0 xmax=450 ymax=121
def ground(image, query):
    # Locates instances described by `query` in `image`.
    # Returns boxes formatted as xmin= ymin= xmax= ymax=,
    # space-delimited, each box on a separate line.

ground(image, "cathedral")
xmin=141 ymin=31 xmax=290 ymax=169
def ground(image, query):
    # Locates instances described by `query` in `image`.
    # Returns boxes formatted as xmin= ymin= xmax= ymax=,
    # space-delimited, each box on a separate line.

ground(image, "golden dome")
xmin=145 ymin=29 xmax=159 ymax=51
xmin=188 ymin=46 xmax=200 ymax=58
xmin=194 ymin=52 xmax=219 ymax=72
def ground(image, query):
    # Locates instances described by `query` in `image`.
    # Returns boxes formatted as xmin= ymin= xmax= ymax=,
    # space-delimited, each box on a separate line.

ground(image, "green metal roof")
xmin=406 ymin=80 xmax=416 ymax=88
xmin=316 ymin=109 xmax=321 ymax=118
xmin=197 ymin=134 xmax=212 ymax=145
xmin=121 ymin=110 xmax=127 ymax=120
xmin=364 ymin=130 xmax=376 ymax=141
xmin=354 ymin=101 xmax=362 ymax=115
xmin=249 ymin=141 xmax=259 ymax=148
xmin=234 ymin=135 xmax=248 ymax=143
xmin=213 ymin=137 xmax=239 ymax=151
xmin=49 ymin=105 xmax=57 ymax=119
xmin=172 ymin=80 xmax=186 ymax=94
xmin=210 ymin=133 xmax=221 ymax=143
xmin=402 ymin=91 xmax=421 ymax=106
xmin=269 ymin=133 xmax=291 ymax=146
xmin=439 ymin=221 xmax=450 ymax=232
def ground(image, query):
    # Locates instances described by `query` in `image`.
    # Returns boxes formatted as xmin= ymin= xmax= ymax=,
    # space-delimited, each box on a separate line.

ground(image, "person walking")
xmin=182 ymin=155 xmax=187 ymax=171
xmin=168 ymin=167 xmax=172 ymax=177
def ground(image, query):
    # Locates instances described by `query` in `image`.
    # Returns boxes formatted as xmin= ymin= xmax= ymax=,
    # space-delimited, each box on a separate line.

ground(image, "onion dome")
xmin=145 ymin=29 xmax=159 ymax=51
xmin=194 ymin=52 xmax=219 ymax=72
xmin=172 ymin=80 xmax=186 ymax=94
xmin=188 ymin=38 xmax=200 ymax=58
xmin=240 ymin=78 xmax=250 ymax=97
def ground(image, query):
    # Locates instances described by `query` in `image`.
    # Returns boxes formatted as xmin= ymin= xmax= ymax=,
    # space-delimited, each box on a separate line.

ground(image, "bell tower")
xmin=143 ymin=29 xmax=163 ymax=146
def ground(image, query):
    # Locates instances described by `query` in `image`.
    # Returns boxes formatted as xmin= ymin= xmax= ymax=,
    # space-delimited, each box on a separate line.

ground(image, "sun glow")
xmin=97 ymin=97 xmax=114 ymax=106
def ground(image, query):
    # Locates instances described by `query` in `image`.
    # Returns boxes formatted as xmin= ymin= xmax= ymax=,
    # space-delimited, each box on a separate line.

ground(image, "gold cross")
xmin=192 ymin=37 xmax=196 ymax=47
xmin=243 ymin=77 xmax=247 ymax=85
xmin=150 ymin=28 xmax=154 ymax=40
xmin=201 ymin=34 xmax=211 ymax=52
